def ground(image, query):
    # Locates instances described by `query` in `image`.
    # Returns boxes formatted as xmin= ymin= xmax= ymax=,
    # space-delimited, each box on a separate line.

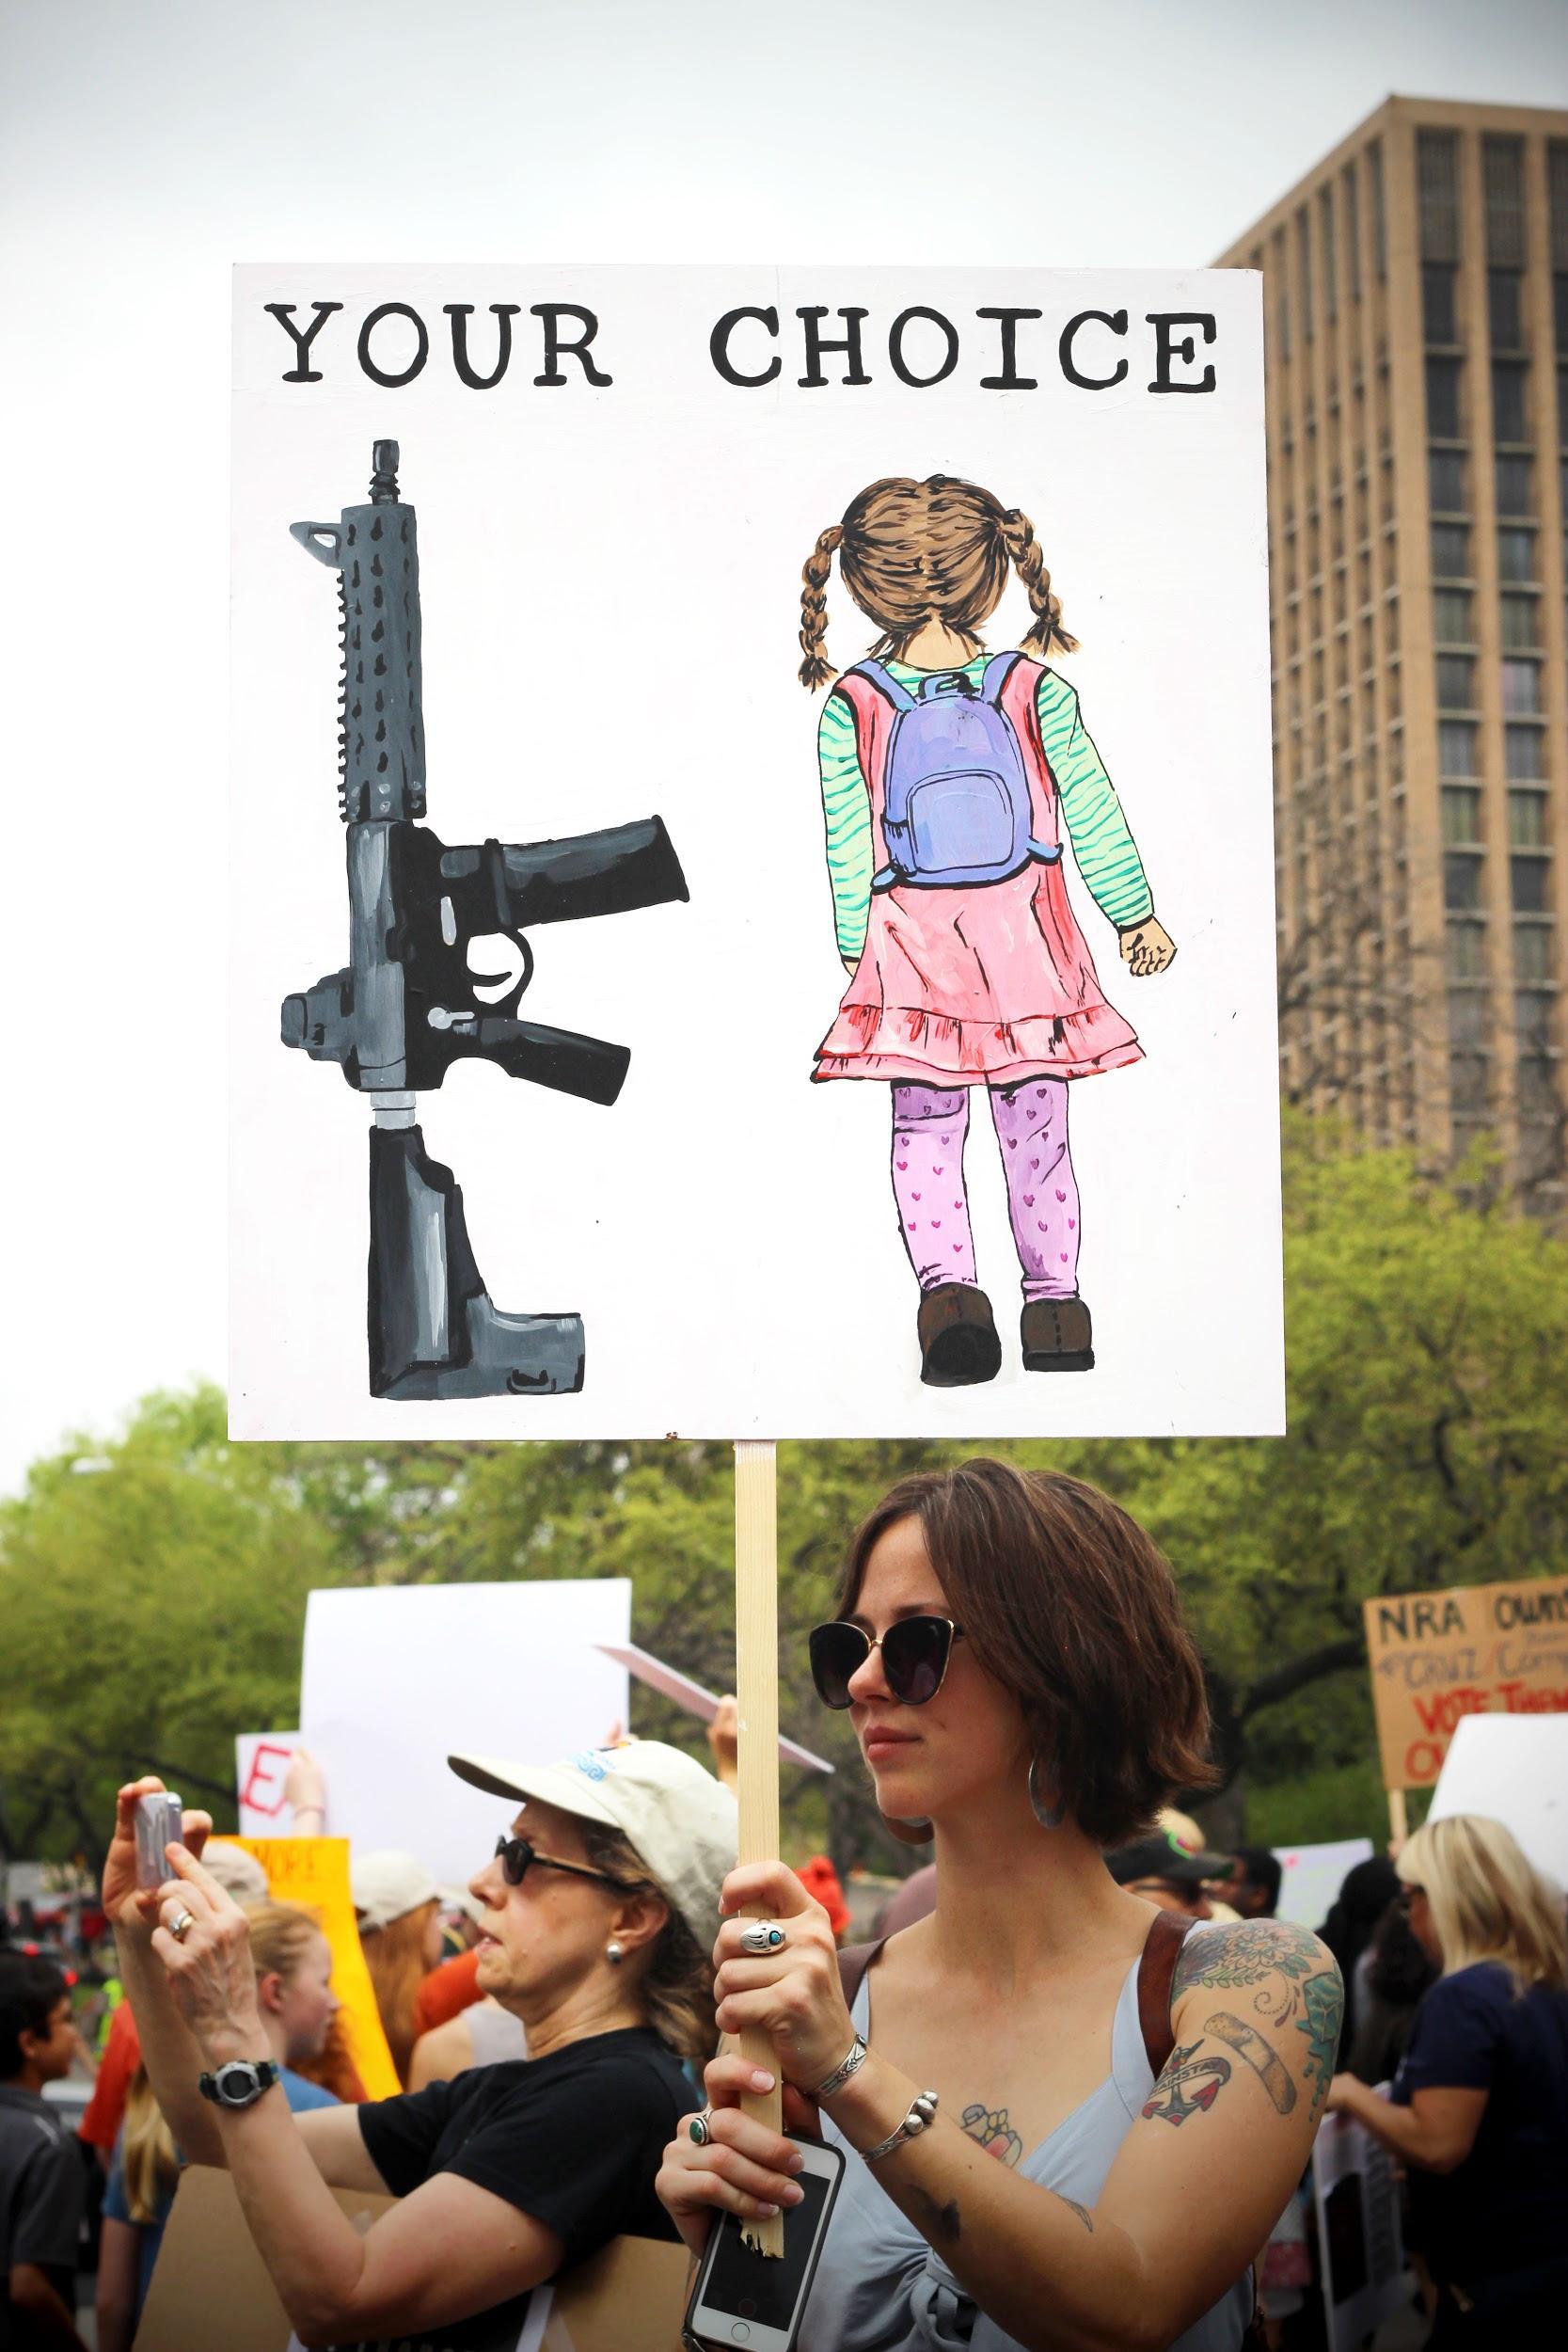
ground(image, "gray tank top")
xmin=464 ymin=1998 xmax=528 ymax=2068
xmin=802 ymin=1954 xmax=1253 ymax=2352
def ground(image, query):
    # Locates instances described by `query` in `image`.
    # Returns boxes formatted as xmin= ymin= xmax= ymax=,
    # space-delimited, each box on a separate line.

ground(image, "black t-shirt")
xmin=352 ymin=2026 xmax=695 ymax=2352
xmin=0 ymin=2084 xmax=88 ymax=2348
xmin=1392 ymin=1961 xmax=1568 ymax=2285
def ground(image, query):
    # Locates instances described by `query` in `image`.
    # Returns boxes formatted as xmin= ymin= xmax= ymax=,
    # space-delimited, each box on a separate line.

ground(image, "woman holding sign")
xmin=659 ymin=1459 xmax=1340 ymax=2351
xmin=104 ymin=1741 xmax=732 ymax=2352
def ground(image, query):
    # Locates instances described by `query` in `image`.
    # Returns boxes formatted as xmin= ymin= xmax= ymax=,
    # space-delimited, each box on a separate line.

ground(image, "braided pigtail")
xmin=799 ymin=524 xmax=844 ymax=689
xmin=1002 ymin=507 xmax=1078 ymax=658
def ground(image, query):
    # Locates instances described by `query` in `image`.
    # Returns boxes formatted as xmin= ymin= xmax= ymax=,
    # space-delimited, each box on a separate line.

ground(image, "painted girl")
xmin=801 ymin=475 xmax=1176 ymax=1386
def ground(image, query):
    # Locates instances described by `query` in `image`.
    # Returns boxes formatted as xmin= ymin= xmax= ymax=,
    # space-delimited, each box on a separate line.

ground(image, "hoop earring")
xmin=1028 ymin=1756 xmax=1066 ymax=1830
xmin=606 ymin=1941 xmax=625 ymax=1964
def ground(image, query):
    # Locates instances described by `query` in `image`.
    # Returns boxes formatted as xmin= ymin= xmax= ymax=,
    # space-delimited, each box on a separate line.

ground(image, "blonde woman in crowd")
xmin=1327 ymin=1813 xmax=1568 ymax=2345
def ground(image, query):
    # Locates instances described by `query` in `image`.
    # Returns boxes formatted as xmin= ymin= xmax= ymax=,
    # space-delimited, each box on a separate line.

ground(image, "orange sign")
xmin=1362 ymin=1575 xmax=1568 ymax=1791
xmin=237 ymin=1836 xmax=399 ymax=2101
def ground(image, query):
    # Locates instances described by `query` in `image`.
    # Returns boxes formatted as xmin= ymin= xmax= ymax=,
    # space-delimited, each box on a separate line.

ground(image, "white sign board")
xmin=1273 ymin=1838 xmax=1374 ymax=1931
xmin=299 ymin=1581 xmax=630 ymax=1887
xmin=1429 ymin=1712 xmax=1568 ymax=1890
xmin=230 ymin=265 xmax=1282 ymax=1442
xmin=1311 ymin=2109 xmax=1407 ymax=2352
xmin=234 ymin=1731 xmax=302 ymax=1835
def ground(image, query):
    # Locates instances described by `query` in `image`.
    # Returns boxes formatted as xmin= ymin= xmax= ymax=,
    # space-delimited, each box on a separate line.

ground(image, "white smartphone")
xmin=684 ymin=2136 xmax=844 ymax=2352
xmin=135 ymin=1791 xmax=182 ymax=1891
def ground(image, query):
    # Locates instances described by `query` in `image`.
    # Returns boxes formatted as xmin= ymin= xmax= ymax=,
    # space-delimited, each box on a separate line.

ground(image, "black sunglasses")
xmin=493 ymin=1834 xmax=628 ymax=1893
xmin=809 ymin=1615 xmax=964 ymax=1710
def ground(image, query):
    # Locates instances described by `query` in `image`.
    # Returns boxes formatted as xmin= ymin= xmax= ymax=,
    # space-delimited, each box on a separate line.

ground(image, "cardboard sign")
xmin=1310 ymin=2109 xmax=1408 ymax=2352
xmin=140 ymin=2166 xmax=688 ymax=2352
xmin=299 ymin=1581 xmax=630 ymax=1888
xmin=236 ymin=1731 xmax=302 ymax=1833
xmin=1361 ymin=1574 xmax=1568 ymax=1788
xmin=230 ymin=264 xmax=1282 ymax=1444
xmin=1273 ymin=1838 xmax=1374 ymax=1931
xmin=235 ymin=1836 xmax=399 ymax=2102
xmin=1429 ymin=1713 xmax=1568 ymax=1888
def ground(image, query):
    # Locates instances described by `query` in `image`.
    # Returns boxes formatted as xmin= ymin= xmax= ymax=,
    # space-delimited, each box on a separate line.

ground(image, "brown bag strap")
xmin=1136 ymin=1908 xmax=1196 ymax=2077
xmin=836 ymin=1939 xmax=887 ymax=2015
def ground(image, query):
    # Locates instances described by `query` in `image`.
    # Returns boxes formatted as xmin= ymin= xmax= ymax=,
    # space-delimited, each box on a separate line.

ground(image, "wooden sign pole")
xmin=734 ymin=1438 xmax=784 ymax=2259
xmin=1387 ymin=1786 xmax=1408 ymax=1849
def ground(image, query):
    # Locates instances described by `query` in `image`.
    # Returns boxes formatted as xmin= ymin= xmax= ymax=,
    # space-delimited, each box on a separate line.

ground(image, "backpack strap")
xmin=1137 ymin=1909 xmax=1197 ymax=2077
xmin=836 ymin=1938 xmax=887 ymax=2015
xmin=848 ymin=658 xmax=916 ymax=713
xmin=979 ymin=650 xmax=1022 ymax=706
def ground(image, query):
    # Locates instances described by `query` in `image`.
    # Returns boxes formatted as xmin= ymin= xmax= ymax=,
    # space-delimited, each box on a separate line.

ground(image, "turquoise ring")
xmin=741 ymin=1921 xmax=787 ymax=1956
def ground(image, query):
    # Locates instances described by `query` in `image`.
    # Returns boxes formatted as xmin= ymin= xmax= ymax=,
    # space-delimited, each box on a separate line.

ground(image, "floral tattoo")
xmin=1171 ymin=1920 xmax=1344 ymax=2113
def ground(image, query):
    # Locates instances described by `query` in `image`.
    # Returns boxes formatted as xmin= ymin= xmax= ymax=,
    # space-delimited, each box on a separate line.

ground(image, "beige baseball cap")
xmin=448 ymin=1740 xmax=736 ymax=1950
xmin=352 ymin=1849 xmax=441 ymax=1933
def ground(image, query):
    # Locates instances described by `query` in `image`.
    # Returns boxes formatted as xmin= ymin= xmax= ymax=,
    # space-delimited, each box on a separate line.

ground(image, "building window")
xmin=1446 ymin=853 xmax=1484 ymax=912
xmin=1431 ymin=521 xmax=1470 ymax=576
xmin=1515 ymin=988 xmax=1556 ymax=1043
xmin=1499 ymin=593 xmax=1539 ymax=649
xmin=1297 ymin=208 xmax=1313 ymax=338
xmin=1556 ymin=272 xmax=1568 ymax=352
xmin=1509 ymin=789 xmax=1548 ymax=848
xmin=1442 ymin=786 xmax=1482 ymax=843
xmin=1439 ymin=720 xmax=1479 ymax=775
xmin=1488 ymin=270 xmax=1524 ymax=352
xmin=1426 ymin=357 xmax=1464 ymax=437
xmin=1514 ymin=920 xmax=1554 ymax=982
xmin=1433 ymin=589 xmax=1474 ymax=644
xmin=1369 ymin=138 xmax=1386 ymax=278
xmin=1422 ymin=263 xmax=1458 ymax=344
xmin=1512 ymin=856 xmax=1550 ymax=914
xmin=1418 ymin=129 xmax=1461 ymax=262
xmin=1483 ymin=135 xmax=1526 ymax=264
xmin=1430 ymin=448 xmax=1466 ymax=511
xmin=1449 ymin=1052 xmax=1489 ymax=1114
xmin=1492 ymin=362 xmax=1528 ymax=443
xmin=1345 ymin=164 xmax=1362 ymax=301
xmin=1447 ymin=920 xmax=1488 ymax=980
xmin=1448 ymin=990 xmax=1490 ymax=1047
xmin=1495 ymin=453 xmax=1532 ymax=516
xmin=1551 ymin=141 xmax=1568 ymax=267
xmin=1502 ymin=658 xmax=1543 ymax=716
xmin=1517 ymin=1055 xmax=1560 ymax=1117
xmin=1437 ymin=653 xmax=1475 ymax=708
xmin=1497 ymin=526 xmax=1536 ymax=581
xmin=1505 ymin=726 xmax=1546 ymax=782
xmin=1320 ymin=188 xmax=1338 ymax=321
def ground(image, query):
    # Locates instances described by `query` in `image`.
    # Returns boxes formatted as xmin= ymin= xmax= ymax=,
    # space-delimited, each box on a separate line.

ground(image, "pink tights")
xmin=890 ymin=1079 xmax=1080 ymax=1301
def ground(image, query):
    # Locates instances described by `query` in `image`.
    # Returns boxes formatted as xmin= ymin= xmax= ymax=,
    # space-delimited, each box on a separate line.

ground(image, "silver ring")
xmin=740 ymin=1920 xmax=786 ymax=1957
xmin=166 ymin=1907 xmax=195 ymax=1943
xmin=688 ymin=2110 xmax=713 ymax=2146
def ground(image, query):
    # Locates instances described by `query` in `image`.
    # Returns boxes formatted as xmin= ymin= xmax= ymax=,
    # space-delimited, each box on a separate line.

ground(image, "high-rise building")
xmin=1216 ymin=100 xmax=1568 ymax=1199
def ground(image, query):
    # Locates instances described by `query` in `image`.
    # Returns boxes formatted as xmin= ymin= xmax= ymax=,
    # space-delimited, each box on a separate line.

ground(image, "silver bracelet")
xmin=812 ymin=2033 xmax=868 ymax=2102
xmin=862 ymin=2088 xmax=940 ymax=2165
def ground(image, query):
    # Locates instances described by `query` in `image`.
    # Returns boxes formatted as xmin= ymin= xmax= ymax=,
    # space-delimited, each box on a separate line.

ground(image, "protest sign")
xmin=1361 ymin=1573 xmax=1568 ymax=1790
xmin=299 ymin=1581 xmax=630 ymax=1887
xmin=236 ymin=1730 xmax=301 ymax=1833
xmin=597 ymin=1641 xmax=834 ymax=1775
xmin=1310 ymin=2108 xmax=1408 ymax=2352
xmin=1273 ymin=1838 xmax=1373 ymax=1931
xmin=1430 ymin=1712 xmax=1568 ymax=1887
xmin=140 ymin=2166 xmax=688 ymax=2352
xmin=230 ymin=264 xmax=1282 ymax=1445
xmin=235 ymin=1836 xmax=399 ymax=2101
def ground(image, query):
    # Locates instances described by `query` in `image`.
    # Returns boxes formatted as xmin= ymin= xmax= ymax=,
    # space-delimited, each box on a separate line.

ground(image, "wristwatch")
xmin=198 ymin=2058 xmax=282 ymax=2109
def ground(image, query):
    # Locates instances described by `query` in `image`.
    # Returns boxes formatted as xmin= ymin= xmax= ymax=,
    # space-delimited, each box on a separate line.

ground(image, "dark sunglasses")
xmin=493 ymin=1834 xmax=628 ymax=1892
xmin=809 ymin=1615 xmax=964 ymax=1710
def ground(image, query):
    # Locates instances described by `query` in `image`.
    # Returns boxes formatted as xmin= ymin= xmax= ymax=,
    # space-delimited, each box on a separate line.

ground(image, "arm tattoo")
xmin=1171 ymin=1920 xmax=1345 ymax=2114
xmin=1141 ymin=2038 xmax=1232 ymax=2125
xmin=1206 ymin=2011 xmax=1297 ymax=2114
xmin=960 ymin=2103 xmax=1024 ymax=2168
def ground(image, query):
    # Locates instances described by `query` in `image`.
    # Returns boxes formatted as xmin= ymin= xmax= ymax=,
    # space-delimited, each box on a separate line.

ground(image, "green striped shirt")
xmin=817 ymin=656 xmax=1154 ymax=962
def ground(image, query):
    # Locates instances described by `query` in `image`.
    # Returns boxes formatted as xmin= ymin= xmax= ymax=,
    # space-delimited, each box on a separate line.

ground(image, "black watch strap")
xmin=198 ymin=2058 xmax=281 ymax=2108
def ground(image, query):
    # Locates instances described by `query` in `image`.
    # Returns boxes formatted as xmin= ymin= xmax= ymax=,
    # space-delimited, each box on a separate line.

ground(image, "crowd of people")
xmin=2 ymin=1459 xmax=1564 ymax=2352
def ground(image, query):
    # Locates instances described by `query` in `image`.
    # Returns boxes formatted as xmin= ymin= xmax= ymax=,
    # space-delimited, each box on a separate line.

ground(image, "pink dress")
xmin=813 ymin=655 xmax=1143 ymax=1089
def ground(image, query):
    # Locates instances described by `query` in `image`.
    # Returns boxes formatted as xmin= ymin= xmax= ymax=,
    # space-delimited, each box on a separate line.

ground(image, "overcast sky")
xmin=2 ymin=0 xmax=1564 ymax=1494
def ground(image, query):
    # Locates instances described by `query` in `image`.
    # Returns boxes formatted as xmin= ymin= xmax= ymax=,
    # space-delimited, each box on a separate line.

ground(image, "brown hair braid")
xmin=797 ymin=475 xmax=1076 ymax=689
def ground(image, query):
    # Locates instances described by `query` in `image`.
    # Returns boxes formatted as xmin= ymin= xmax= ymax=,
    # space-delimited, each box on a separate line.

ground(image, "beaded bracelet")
xmin=812 ymin=2033 xmax=869 ymax=2102
xmin=863 ymin=2088 xmax=940 ymax=2165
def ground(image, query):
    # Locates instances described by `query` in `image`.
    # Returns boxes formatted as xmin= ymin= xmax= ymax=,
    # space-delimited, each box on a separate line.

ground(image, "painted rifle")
xmin=281 ymin=439 xmax=688 ymax=1399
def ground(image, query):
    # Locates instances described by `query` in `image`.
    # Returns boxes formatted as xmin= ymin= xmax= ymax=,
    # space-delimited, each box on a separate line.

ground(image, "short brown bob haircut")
xmin=837 ymin=1458 xmax=1218 ymax=1849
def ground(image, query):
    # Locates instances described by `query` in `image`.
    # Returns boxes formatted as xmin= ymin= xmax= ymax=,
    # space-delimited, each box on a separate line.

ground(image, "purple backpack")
xmin=850 ymin=654 xmax=1060 ymax=892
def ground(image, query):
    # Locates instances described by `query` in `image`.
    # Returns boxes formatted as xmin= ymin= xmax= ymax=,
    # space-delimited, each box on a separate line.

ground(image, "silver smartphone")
xmin=135 ymin=1791 xmax=182 ymax=1891
xmin=684 ymin=2136 xmax=844 ymax=2352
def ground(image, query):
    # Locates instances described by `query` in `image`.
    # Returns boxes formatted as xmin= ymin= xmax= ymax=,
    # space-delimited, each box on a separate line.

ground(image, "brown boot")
xmin=1021 ymin=1295 xmax=1095 ymax=1373
xmin=917 ymin=1283 xmax=1002 ymax=1388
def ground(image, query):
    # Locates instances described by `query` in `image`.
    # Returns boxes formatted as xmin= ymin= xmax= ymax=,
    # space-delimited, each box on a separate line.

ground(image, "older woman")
xmin=1327 ymin=1813 xmax=1568 ymax=2344
xmin=105 ymin=1740 xmax=733 ymax=2350
xmin=659 ymin=1460 xmax=1342 ymax=2352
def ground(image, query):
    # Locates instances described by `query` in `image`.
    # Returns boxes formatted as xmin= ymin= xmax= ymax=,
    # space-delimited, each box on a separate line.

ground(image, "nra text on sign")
xmin=1361 ymin=1575 xmax=1568 ymax=1791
